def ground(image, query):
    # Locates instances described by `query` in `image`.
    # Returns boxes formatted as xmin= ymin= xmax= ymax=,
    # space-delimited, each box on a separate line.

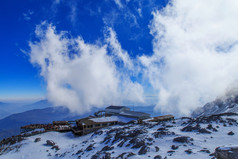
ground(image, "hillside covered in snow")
xmin=192 ymin=95 xmax=238 ymax=117
xmin=1 ymin=113 xmax=238 ymax=159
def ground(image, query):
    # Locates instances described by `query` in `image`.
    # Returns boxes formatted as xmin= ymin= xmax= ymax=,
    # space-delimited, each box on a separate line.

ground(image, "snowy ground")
xmin=0 ymin=114 xmax=238 ymax=159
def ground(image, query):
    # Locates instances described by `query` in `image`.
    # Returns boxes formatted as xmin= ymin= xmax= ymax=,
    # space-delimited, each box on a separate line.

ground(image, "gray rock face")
xmin=215 ymin=146 xmax=238 ymax=159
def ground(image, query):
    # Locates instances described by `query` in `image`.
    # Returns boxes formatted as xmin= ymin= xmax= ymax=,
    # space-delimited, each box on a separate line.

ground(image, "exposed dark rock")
xmin=127 ymin=152 xmax=136 ymax=157
xmin=155 ymin=146 xmax=160 ymax=152
xmin=228 ymin=131 xmax=234 ymax=135
xmin=167 ymin=150 xmax=175 ymax=154
xmin=128 ymin=129 xmax=147 ymax=137
xmin=130 ymin=138 xmax=145 ymax=149
xmin=173 ymin=136 xmax=192 ymax=143
xmin=91 ymin=151 xmax=111 ymax=159
xmin=182 ymin=124 xmax=211 ymax=134
xmin=215 ymin=146 xmax=238 ymax=159
xmin=85 ymin=144 xmax=94 ymax=151
xmin=198 ymin=128 xmax=211 ymax=134
xmin=146 ymin=137 xmax=154 ymax=142
xmin=51 ymin=145 xmax=60 ymax=151
xmin=181 ymin=124 xmax=200 ymax=132
xmin=153 ymin=131 xmax=175 ymax=138
xmin=46 ymin=140 xmax=55 ymax=146
xmin=117 ymin=140 xmax=125 ymax=147
xmin=171 ymin=145 xmax=179 ymax=150
xmin=34 ymin=138 xmax=41 ymax=142
xmin=76 ymin=149 xmax=83 ymax=155
xmin=101 ymin=146 xmax=114 ymax=151
xmin=199 ymin=149 xmax=210 ymax=153
xmin=138 ymin=146 xmax=150 ymax=155
xmin=154 ymin=155 xmax=162 ymax=159
xmin=185 ymin=149 xmax=192 ymax=154
xmin=207 ymin=124 xmax=213 ymax=130
xmin=116 ymin=152 xmax=126 ymax=159
xmin=157 ymin=127 xmax=168 ymax=131
xmin=0 ymin=136 xmax=25 ymax=147
xmin=102 ymin=135 xmax=112 ymax=144
xmin=92 ymin=130 xmax=103 ymax=137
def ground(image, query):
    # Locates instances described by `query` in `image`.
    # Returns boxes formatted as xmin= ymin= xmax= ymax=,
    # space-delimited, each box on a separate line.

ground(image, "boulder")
xmin=155 ymin=146 xmax=160 ymax=152
xmin=173 ymin=136 xmax=192 ymax=143
xmin=34 ymin=138 xmax=41 ymax=142
xmin=215 ymin=146 xmax=238 ymax=159
xmin=228 ymin=131 xmax=235 ymax=135
xmin=46 ymin=140 xmax=55 ymax=146
xmin=171 ymin=145 xmax=179 ymax=150
xmin=154 ymin=155 xmax=162 ymax=159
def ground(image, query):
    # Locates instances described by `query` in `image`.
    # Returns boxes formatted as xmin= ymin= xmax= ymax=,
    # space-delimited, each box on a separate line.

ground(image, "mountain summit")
xmin=192 ymin=95 xmax=238 ymax=117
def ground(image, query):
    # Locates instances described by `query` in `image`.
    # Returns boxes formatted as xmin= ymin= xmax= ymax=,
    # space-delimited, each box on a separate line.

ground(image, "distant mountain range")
xmin=0 ymin=106 xmax=94 ymax=140
xmin=0 ymin=100 xmax=52 ymax=119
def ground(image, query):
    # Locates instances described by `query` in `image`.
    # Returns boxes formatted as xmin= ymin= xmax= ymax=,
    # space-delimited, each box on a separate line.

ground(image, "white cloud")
xmin=106 ymin=28 xmax=133 ymax=70
xmin=140 ymin=0 xmax=238 ymax=115
xmin=114 ymin=0 xmax=123 ymax=9
xmin=29 ymin=23 xmax=144 ymax=114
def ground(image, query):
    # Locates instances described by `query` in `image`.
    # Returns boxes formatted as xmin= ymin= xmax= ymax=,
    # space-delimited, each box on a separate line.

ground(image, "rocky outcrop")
xmin=215 ymin=146 xmax=238 ymax=159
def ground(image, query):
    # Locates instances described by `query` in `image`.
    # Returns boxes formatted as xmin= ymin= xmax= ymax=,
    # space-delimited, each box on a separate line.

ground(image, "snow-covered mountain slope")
xmin=192 ymin=95 xmax=238 ymax=117
xmin=1 ymin=114 xmax=238 ymax=159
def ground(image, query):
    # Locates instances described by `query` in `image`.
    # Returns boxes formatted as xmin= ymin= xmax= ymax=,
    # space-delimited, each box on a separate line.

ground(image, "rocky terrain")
xmin=0 ymin=112 xmax=238 ymax=159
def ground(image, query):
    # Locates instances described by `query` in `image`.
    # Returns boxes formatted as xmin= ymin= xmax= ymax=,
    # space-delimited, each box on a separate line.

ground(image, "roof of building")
xmin=78 ymin=117 xmax=117 ymax=125
xmin=119 ymin=111 xmax=150 ymax=118
xmin=78 ymin=116 xmax=135 ymax=125
xmin=106 ymin=105 xmax=128 ymax=110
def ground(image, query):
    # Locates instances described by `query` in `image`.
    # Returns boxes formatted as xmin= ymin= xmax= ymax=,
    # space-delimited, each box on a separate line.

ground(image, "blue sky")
xmin=2 ymin=0 xmax=238 ymax=116
xmin=0 ymin=0 xmax=167 ymax=101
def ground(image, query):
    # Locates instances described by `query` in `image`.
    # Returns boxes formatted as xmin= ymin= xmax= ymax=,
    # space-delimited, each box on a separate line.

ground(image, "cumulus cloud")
xmin=29 ymin=23 xmax=144 ymax=114
xmin=140 ymin=0 xmax=238 ymax=115
xmin=29 ymin=0 xmax=238 ymax=116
